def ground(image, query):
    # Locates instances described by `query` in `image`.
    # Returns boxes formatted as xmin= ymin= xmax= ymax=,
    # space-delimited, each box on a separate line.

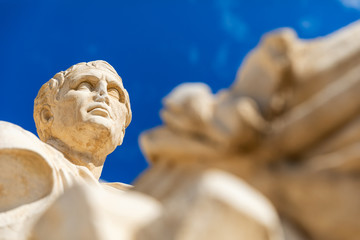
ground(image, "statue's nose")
xmin=94 ymin=82 xmax=110 ymax=105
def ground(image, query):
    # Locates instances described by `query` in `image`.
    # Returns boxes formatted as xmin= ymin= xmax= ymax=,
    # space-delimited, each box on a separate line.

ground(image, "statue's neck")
xmin=46 ymin=138 xmax=105 ymax=180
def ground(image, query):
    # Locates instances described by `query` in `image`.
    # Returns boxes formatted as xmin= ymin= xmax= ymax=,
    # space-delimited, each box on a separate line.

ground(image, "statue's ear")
xmin=40 ymin=105 xmax=53 ymax=125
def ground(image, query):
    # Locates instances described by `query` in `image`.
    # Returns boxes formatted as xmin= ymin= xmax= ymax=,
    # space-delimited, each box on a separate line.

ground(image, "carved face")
xmin=49 ymin=67 xmax=128 ymax=154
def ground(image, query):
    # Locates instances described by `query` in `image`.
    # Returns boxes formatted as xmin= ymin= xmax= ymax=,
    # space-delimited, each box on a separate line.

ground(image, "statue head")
xmin=34 ymin=61 xmax=132 ymax=163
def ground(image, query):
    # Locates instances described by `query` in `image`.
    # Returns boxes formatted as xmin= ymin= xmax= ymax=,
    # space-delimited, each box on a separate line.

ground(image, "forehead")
xmin=65 ymin=67 xmax=123 ymax=87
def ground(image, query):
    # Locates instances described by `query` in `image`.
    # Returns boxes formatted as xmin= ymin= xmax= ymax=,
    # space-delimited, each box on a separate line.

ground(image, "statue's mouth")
xmin=87 ymin=105 xmax=110 ymax=118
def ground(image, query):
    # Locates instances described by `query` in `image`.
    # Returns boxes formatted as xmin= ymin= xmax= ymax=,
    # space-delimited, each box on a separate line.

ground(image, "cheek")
xmin=112 ymin=103 xmax=127 ymax=125
xmin=64 ymin=91 xmax=92 ymax=107
xmin=55 ymin=92 xmax=91 ymax=121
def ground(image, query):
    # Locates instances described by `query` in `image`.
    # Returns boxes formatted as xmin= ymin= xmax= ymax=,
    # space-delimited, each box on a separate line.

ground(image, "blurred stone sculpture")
xmin=139 ymin=21 xmax=360 ymax=240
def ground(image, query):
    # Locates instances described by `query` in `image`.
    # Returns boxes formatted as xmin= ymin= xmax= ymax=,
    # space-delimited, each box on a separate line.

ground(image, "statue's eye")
xmin=108 ymin=88 xmax=120 ymax=100
xmin=108 ymin=88 xmax=125 ymax=103
xmin=76 ymin=81 xmax=92 ymax=91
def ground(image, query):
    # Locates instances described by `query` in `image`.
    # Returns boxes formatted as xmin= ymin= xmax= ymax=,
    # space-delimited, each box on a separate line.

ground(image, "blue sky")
xmin=1 ymin=0 xmax=359 ymax=183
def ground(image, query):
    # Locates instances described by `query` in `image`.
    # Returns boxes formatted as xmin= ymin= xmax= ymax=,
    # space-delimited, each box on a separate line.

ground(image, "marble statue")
xmin=0 ymin=61 xmax=135 ymax=239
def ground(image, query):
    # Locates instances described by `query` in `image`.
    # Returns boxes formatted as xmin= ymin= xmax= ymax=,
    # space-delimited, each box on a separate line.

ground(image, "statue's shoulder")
xmin=0 ymin=121 xmax=55 ymax=213
xmin=0 ymin=121 xmax=44 ymax=149
xmin=0 ymin=121 xmax=64 ymax=164
xmin=0 ymin=120 xmax=91 ymax=182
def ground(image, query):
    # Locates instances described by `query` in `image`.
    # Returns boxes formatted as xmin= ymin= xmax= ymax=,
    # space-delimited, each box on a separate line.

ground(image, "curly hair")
xmin=33 ymin=60 xmax=132 ymax=142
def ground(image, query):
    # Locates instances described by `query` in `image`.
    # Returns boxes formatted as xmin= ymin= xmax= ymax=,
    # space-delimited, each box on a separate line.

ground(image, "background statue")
xmin=139 ymin=21 xmax=360 ymax=240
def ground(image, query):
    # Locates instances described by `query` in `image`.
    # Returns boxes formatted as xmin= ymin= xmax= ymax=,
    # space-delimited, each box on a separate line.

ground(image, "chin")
xmin=82 ymin=117 xmax=122 ymax=145
xmin=73 ymin=119 xmax=119 ymax=154
xmin=85 ymin=115 xmax=113 ymax=129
